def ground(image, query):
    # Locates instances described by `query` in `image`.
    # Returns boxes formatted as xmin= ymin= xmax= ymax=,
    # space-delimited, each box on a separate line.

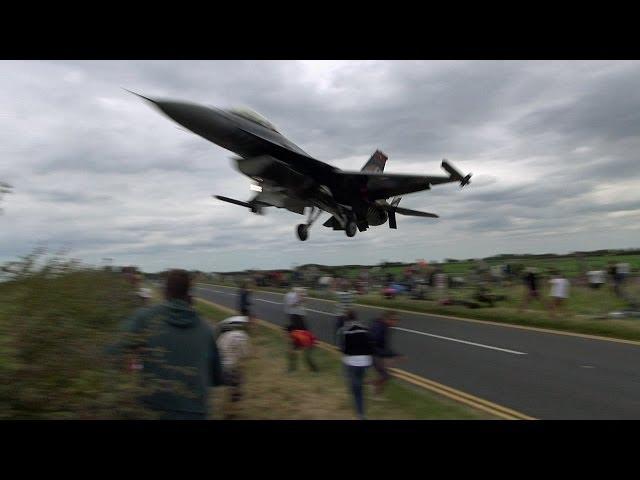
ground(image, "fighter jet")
xmin=130 ymin=92 xmax=472 ymax=241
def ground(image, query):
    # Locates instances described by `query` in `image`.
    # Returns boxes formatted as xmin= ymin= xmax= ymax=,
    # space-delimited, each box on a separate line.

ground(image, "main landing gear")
xmin=296 ymin=208 xmax=359 ymax=241
xmin=345 ymin=219 xmax=357 ymax=238
xmin=296 ymin=207 xmax=322 ymax=241
xmin=297 ymin=224 xmax=309 ymax=241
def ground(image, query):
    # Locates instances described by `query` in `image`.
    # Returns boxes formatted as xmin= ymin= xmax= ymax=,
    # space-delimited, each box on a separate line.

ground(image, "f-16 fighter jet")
xmin=131 ymin=92 xmax=471 ymax=241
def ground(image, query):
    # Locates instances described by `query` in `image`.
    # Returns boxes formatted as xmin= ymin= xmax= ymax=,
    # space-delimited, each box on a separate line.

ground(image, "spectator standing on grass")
xmin=435 ymin=270 xmax=447 ymax=300
xmin=548 ymin=270 xmax=570 ymax=318
xmin=368 ymin=310 xmax=407 ymax=397
xmin=284 ymin=287 xmax=318 ymax=372
xmin=334 ymin=280 xmax=355 ymax=339
xmin=615 ymin=262 xmax=630 ymax=298
xmin=122 ymin=267 xmax=149 ymax=308
xmin=318 ymin=275 xmax=332 ymax=292
xmin=519 ymin=267 xmax=544 ymax=311
xmin=216 ymin=316 xmax=251 ymax=413
xmin=137 ymin=286 xmax=153 ymax=306
xmin=587 ymin=269 xmax=605 ymax=289
xmin=116 ymin=269 xmax=223 ymax=419
xmin=238 ymin=281 xmax=252 ymax=319
xmin=336 ymin=310 xmax=373 ymax=420
xmin=608 ymin=262 xmax=620 ymax=297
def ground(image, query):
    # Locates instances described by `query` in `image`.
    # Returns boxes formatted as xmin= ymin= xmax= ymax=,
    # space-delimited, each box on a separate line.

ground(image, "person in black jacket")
xmin=519 ymin=267 xmax=545 ymax=311
xmin=336 ymin=310 xmax=373 ymax=420
xmin=369 ymin=310 xmax=406 ymax=396
xmin=238 ymin=281 xmax=252 ymax=318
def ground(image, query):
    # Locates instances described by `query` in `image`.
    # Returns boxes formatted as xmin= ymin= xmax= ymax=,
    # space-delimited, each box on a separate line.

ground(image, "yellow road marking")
xmin=387 ymin=368 xmax=534 ymax=420
xmin=194 ymin=296 xmax=534 ymax=420
xmin=197 ymin=283 xmax=640 ymax=347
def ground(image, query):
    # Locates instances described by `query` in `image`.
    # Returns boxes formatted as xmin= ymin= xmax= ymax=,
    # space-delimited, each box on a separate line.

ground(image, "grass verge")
xmin=195 ymin=299 xmax=494 ymax=420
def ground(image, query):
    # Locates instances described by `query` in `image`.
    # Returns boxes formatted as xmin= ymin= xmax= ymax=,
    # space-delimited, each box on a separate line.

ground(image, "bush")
xmin=0 ymin=253 xmax=154 ymax=419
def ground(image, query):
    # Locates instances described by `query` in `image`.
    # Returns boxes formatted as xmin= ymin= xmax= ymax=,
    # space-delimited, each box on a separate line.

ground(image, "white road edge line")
xmin=254 ymin=298 xmax=333 ymax=316
xmin=201 ymin=289 xmax=237 ymax=296
xmin=393 ymin=326 xmax=527 ymax=355
xmin=196 ymin=285 xmax=527 ymax=355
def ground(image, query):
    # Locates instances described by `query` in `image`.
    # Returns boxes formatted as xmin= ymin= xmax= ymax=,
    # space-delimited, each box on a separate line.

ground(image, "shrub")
xmin=0 ymin=253 xmax=154 ymax=419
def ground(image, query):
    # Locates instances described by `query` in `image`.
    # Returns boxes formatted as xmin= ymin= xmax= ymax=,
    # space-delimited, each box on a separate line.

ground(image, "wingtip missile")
xmin=213 ymin=195 xmax=265 ymax=214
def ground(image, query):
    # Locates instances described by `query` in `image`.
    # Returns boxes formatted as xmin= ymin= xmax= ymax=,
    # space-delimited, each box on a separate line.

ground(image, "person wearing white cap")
xmin=137 ymin=287 xmax=153 ymax=305
xmin=216 ymin=316 xmax=251 ymax=406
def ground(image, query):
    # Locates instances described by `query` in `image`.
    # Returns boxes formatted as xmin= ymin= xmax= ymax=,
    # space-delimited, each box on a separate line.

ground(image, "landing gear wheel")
xmin=297 ymin=224 xmax=309 ymax=241
xmin=345 ymin=220 xmax=357 ymax=238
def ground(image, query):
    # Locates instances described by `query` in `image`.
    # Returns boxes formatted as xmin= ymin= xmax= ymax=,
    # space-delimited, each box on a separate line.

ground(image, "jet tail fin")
xmin=361 ymin=149 xmax=388 ymax=173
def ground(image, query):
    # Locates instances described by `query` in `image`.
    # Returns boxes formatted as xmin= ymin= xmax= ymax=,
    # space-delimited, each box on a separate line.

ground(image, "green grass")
xmin=195 ymin=300 xmax=493 ymax=419
xmin=339 ymin=253 xmax=640 ymax=279
xmin=0 ymin=260 xmax=153 ymax=419
xmin=355 ymin=293 xmax=640 ymax=341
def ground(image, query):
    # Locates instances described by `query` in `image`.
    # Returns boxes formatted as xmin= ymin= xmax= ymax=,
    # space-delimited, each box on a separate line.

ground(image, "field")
xmin=339 ymin=253 xmax=640 ymax=279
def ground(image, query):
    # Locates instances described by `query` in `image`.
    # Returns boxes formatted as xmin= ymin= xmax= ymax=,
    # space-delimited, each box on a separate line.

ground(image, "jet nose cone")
xmin=125 ymin=89 xmax=211 ymax=126
xmin=127 ymin=90 xmax=231 ymax=145
xmin=151 ymin=99 xmax=198 ymax=124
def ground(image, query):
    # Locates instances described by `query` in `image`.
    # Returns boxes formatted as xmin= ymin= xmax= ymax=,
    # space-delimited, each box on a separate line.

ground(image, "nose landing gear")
xmin=297 ymin=224 xmax=309 ymax=241
xmin=296 ymin=207 xmax=322 ymax=241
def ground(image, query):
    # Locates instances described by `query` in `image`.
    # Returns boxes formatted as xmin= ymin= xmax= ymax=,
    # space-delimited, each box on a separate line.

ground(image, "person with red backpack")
xmin=284 ymin=287 xmax=318 ymax=372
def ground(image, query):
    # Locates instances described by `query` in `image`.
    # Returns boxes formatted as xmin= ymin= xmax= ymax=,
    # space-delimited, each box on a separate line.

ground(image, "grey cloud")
xmin=2 ymin=60 xmax=640 ymax=272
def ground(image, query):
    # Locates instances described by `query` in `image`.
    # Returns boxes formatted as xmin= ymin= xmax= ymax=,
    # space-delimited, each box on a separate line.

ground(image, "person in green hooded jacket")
xmin=117 ymin=269 xmax=223 ymax=419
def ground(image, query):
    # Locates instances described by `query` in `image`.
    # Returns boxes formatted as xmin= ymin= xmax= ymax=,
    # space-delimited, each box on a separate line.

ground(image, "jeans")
xmin=344 ymin=364 xmax=368 ymax=419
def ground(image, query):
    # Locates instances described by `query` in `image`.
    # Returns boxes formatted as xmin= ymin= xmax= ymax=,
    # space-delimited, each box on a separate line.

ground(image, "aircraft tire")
xmin=345 ymin=220 xmax=357 ymax=238
xmin=297 ymin=224 xmax=309 ymax=241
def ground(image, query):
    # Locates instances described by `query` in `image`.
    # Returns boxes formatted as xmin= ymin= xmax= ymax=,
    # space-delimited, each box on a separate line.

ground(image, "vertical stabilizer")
xmin=361 ymin=149 xmax=388 ymax=173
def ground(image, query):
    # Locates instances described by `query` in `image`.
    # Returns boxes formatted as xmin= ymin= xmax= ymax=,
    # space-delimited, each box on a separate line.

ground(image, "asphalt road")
xmin=194 ymin=283 xmax=640 ymax=419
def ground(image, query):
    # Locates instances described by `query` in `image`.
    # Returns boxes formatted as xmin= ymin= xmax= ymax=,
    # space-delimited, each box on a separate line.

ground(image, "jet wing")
xmin=335 ymin=160 xmax=471 ymax=200
xmin=234 ymin=155 xmax=310 ymax=188
xmin=336 ymin=171 xmax=454 ymax=199
xmin=252 ymin=190 xmax=308 ymax=215
xmin=394 ymin=206 xmax=439 ymax=218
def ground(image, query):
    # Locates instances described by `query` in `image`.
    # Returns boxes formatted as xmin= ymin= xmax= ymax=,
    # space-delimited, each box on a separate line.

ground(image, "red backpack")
xmin=290 ymin=329 xmax=316 ymax=348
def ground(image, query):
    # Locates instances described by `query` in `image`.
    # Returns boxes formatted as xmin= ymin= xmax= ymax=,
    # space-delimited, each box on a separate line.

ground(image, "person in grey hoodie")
xmin=118 ymin=269 xmax=223 ymax=420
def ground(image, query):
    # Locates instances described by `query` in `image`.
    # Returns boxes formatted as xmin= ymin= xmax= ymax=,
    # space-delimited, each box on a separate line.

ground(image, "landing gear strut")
xmin=296 ymin=207 xmax=322 ymax=241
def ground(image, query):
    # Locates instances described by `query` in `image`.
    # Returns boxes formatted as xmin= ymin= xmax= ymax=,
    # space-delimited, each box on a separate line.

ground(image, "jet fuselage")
xmin=135 ymin=93 xmax=471 ymax=241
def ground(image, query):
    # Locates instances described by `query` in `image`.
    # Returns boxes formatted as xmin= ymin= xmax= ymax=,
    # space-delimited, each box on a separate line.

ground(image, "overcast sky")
xmin=1 ymin=60 xmax=639 ymax=272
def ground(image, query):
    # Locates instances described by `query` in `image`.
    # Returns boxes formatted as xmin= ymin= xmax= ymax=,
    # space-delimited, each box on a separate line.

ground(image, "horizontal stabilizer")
xmin=441 ymin=159 xmax=472 ymax=186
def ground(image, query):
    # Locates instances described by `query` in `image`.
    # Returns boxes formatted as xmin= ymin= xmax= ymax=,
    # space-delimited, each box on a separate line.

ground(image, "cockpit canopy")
xmin=227 ymin=107 xmax=280 ymax=133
